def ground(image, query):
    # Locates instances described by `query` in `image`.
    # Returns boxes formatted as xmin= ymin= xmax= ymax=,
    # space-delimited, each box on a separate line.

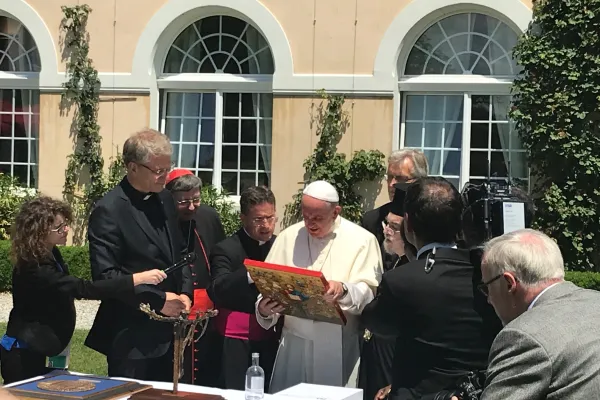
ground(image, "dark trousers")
xmin=107 ymin=346 xmax=174 ymax=382
xmin=0 ymin=347 xmax=51 ymax=384
xmin=358 ymin=334 xmax=396 ymax=400
xmin=212 ymin=333 xmax=279 ymax=392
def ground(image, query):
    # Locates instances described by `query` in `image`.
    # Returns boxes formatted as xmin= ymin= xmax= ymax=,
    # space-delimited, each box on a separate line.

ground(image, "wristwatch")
xmin=341 ymin=282 xmax=349 ymax=299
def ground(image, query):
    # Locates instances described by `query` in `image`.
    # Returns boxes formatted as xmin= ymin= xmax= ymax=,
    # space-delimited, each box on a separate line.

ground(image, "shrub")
xmin=1 ymin=241 xmax=600 ymax=293
xmin=201 ymin=185 xmax=241 ymax=236
xmin=0 ymin=174 xmax=37 ymax=240
xmin=510 ymin=0 xmax=600 ymax=270
xmin=283 ymin=91 xmax=386 ymax=227
xmin=0 ymin=241 xmax=90 ymax=292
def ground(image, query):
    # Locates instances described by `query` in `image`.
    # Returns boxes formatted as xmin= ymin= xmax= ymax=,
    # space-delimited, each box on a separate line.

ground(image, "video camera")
xmin=432 ymin=371 xmax=486 ymax=400
xmin=461 ymin=177 xmax=531 ymax=246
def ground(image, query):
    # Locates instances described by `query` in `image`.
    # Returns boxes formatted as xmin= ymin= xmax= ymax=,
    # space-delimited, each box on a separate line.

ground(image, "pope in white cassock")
xmin=255 ymin=180 xmax=383 ymax=392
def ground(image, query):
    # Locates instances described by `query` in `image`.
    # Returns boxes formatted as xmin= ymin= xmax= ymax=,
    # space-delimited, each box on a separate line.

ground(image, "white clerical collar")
xmin=527 ymin=282 xmax=561 ymax=310
xmin=416 ymin=242 xmax=457 ymax=259
xmin=243 ymin=228 xmax=266 ymax=245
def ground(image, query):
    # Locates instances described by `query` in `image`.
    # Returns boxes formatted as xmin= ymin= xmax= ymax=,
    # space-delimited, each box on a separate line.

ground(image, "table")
xmin=3 ymin=373 xmax=362 ymax=400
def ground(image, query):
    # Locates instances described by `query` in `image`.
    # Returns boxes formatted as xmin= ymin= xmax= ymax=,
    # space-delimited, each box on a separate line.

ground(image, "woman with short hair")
xmin=0 ymin=196 xmax=167 ymax=384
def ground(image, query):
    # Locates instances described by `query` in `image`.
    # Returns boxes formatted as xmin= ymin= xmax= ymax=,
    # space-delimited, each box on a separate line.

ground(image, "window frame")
xmin=0 ymin=16 xmax=41 ymax=188
xmin=156 ymin=15 xmax=275 ymax=200
xmin=396 ymin=11 xmax=527 ymax=191
xmin=400 ymin=91 xmax=529 ymax=190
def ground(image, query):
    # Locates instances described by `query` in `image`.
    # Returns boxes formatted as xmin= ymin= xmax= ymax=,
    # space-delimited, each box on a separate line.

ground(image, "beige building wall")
xmin=25 ymin=0 xmax=534 ymax=75
xmin=271 ymin=96 xmax=394 ymax=221
xmin=4 ymin=0 xmax=533 ymax=217
xmin=37 ymin=93 xmax=150 ymax=199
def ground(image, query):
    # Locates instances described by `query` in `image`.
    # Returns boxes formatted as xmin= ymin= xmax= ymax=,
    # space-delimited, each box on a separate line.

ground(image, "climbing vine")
xmin=283 ymin=91 xmax=386 ymax=227
xmin=60 ymin=5 xmax=124 ymax=244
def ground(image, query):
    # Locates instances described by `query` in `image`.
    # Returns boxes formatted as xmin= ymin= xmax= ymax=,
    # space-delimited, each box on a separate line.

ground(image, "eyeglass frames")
xmin=477 ymin=274 xmax=504 ymax=296
xmin=139 ymin=163 xmax=174 ymax=176
xmin=50 ymin=223 xmax=68 ymax=235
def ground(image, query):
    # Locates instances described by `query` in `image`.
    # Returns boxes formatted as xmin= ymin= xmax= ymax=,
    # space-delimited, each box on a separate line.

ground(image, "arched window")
xmin=159 ymin=15 xmax=274 ymax=196
xmin=399 ymin=12 xmax=527 ymax=190
xmin=0 ymin=15 xmax=40 ymax=187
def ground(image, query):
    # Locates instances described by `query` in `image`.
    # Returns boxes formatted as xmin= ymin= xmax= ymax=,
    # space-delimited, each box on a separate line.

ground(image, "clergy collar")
xmin=243 ymin=228 xmax=267 ymax=245
xmin=122 ymin=176 xmax=154 ymax=202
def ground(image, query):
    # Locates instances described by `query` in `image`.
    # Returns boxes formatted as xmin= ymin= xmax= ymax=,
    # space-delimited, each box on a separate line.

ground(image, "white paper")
xmin=273 ymin=383 xmax=362 ymax=400
xmin=502 ymin=202 xmax=525 ymax=233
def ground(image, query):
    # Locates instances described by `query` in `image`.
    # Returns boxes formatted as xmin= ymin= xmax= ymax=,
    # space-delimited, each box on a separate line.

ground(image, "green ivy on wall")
xmin=60 ymin=5 xmax=126 ymax=244
xmin=510 ymin=0 xmax=600 ymax=270
xmin=283 ymin=91 xmax=386 ymax=227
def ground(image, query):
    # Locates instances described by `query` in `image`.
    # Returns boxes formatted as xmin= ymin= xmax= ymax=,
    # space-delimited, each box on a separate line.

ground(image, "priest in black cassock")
xmin=85 ymin=129 xmax=193 ymax=381
xmin=208 ymin=186 xmax=281 ymax=391
xmin=165 ymin=168 xmax=226 ymax=386
xmin=359 ymin=182 xmax=411 ymax=400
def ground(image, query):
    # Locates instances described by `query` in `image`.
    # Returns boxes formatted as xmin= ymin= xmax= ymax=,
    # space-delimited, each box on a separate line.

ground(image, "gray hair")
xmin=122 ymin=128 xmax=172 ymax=165
xmin=482 ymin=229 xmax=565 ymax=286
xmin=166 ymin=174 xmax=202 ymax=193
xmin=388 ymin=149 xmax=429 ymax=178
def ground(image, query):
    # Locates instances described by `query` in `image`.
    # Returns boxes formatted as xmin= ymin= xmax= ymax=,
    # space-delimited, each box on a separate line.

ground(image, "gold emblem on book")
xmin=37 ymin=379 xmax=96 ymax=392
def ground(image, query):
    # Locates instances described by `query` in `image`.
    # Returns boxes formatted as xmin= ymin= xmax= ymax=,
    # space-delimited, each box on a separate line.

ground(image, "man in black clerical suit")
xmin=85 ymin=129 xmax=194 ymax=382
xmin=362 ymin=177 xmax=501 ymax=400
xmin=165 ymin=168 xmax=226 ymax=386
xmin=208 ymin=186 xmax=281 ymax=391
xmin=359 ymin=150 xmax=428 ymax=400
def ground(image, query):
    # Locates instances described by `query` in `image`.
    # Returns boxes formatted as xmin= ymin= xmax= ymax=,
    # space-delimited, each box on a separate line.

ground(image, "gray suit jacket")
xmin=481 ymin=281 xmax=600 ymax=399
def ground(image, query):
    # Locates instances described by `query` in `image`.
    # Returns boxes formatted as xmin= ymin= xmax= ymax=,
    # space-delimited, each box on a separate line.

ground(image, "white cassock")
xmin=256 ymin=216 xmax=383 ymax=392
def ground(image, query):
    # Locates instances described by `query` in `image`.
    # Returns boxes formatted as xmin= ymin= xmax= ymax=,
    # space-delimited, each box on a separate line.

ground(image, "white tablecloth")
xmin=3 ymin=372 xmax=361 ymax=400
xmin=2 ymin=372 xmax=269 ymax=400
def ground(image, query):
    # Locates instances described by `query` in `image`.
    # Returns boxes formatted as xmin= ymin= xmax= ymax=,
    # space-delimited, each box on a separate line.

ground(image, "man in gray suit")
xmin=477 ymin=228 xmax=600 ymax=399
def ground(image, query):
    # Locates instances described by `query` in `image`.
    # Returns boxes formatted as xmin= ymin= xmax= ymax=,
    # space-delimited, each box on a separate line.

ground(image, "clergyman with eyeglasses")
xmin=84 ymin=129 xmax=194 ymax=382
xmin=165 ymin=168 xmax=226 ymax=387
xmin=207 ymin=186 xmax=281 ymax=391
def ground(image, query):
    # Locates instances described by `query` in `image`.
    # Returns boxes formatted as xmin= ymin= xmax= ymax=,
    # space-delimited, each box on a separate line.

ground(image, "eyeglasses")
xmin=382 ymin=220 xmax=401 ymax=234
xmin=477 ymin=274 xmax=504 ymax=296
xmin=139 ymin=163 xmax=174 ymax=176
xmin=176 ymin=197 xmax=201 ymax=206
xmin=50 ymin=223 xmax=68 ymax=235
xmin=386 ymin=174 xmax=410 ymax=183
xmin=252 ymin=216 xmax=278 ymax=225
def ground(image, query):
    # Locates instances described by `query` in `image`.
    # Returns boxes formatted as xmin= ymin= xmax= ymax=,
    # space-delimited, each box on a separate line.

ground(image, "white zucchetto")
xmin=303 ymin=180 xmax=339 ymax=203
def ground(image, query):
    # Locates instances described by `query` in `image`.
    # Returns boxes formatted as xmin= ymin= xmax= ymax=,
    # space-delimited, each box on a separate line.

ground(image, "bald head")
xmin=483 ymin=229 xmax=564 ymax=287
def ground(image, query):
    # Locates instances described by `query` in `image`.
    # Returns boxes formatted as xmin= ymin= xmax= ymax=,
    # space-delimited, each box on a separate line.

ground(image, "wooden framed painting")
xmin=244 ymin=258 xmax=347 ymax=325
xmin=8 ymin=372 xmax=151 ymax=400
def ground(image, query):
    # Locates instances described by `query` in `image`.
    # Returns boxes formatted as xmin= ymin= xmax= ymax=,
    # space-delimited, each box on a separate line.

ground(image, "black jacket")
xmin=208 ymin=229 xmax=274 ymax=314
xmin=6 ymin=247 xmax=134 ymax=357
xmin=362 ymin=248 xmax=501 ymax=400
xmin=84 ymin=177 xmax=193 ymax=359
xmin=182 ymin=205 xmax=226 ymax=289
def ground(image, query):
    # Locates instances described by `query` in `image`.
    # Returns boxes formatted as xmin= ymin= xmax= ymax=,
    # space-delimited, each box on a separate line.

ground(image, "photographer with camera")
xmin=362 ymin=177 xmax=498 ymax=400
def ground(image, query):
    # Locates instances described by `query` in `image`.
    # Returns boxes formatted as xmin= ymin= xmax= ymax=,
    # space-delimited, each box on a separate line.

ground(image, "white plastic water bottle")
xmin=245 ymin=353 xmax=265 ymax=400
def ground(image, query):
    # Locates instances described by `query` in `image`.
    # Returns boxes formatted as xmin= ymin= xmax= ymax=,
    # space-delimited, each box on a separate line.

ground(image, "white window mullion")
xmin=460 ymin=93 xmax=472 ymax=191
xmin=399 ymin=92 xmax=407 ymax=150
xmin=213 ymin=91 xmax=224 ymax=190
xmin=159 ymin=92 xmax=168 ymax=134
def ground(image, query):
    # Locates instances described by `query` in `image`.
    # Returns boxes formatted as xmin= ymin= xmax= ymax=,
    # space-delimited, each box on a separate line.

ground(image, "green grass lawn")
xmin=0 ymin=322 xmax=107 ymax=383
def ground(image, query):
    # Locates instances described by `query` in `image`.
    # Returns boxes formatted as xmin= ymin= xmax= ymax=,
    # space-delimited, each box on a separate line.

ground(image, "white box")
xmin=273 ymin=383 xmax=363 ymax=400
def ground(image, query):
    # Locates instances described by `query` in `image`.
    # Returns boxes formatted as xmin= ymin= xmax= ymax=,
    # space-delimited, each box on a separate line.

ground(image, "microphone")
xmin=163 ymin=252 xmax=197 ymax=275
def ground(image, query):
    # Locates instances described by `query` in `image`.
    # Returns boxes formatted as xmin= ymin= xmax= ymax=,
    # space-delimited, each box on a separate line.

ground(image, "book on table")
xmin=244 ymin=258 xmax=347 ymax=325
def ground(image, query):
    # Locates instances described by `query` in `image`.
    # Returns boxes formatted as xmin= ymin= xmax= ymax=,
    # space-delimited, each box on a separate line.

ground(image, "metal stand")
xmin=139 ymin=304 xmax=217 ymax=395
